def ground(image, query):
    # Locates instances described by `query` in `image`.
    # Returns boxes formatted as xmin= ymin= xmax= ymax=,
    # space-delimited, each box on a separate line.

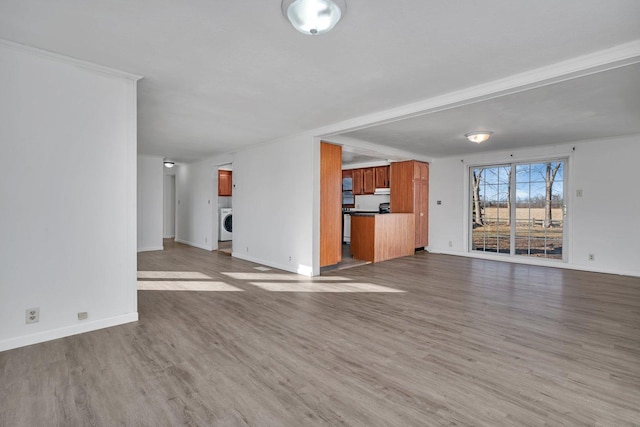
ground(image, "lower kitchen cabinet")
xmin=414 ymin=179 xmax=429 ymax=248
xmin=350 ymin=213 xmax=414 ymax=263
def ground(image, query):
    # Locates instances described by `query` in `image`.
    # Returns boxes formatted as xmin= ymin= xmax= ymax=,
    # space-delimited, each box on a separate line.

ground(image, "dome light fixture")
xmin=465 ymin=131 xmax=493 ymax=144
xmin=163 ymin=160 xmax=175 ymax=168
xmin=282 ymin=0 xmax=346 ymax=35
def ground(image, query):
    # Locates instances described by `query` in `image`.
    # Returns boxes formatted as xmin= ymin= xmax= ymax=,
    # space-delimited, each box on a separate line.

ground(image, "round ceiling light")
xmin=465 ymin=131 xmax=493 ymax=144
xmin=163 ymin=160 xmax=175 ymax=168
xmin=282 ymin=0 xmax=346 ymax=35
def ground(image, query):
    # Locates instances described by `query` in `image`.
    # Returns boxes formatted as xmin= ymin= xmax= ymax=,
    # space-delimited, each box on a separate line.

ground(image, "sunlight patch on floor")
xmin=221 ymin=272 xmax=353 ymax=281
xmin=137 ymin=271 xmax=213 ymax=280
xmin=249 ymin=282 xmax=404 ymax=293
xmin=137 ymin=281 xmax=243 ymax=291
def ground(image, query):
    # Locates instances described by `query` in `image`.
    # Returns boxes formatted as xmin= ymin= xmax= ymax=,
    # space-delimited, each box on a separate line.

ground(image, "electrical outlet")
xmin=78 ymin=312 xmax=88 ymax=320
xmin=449 ymin=241 xmax=453 ymax=247
xmin=588 ymin=253 xmax=595 ymax=261
xmin=26 ymin=307 xmax=39 ymax=324
xmin=289 ymin=256 xmax=292 ymax=262
xmin=576 ymin=189 xmax=583 ymax=197
xmin=205 ymin=237 xmax=207 ymax=243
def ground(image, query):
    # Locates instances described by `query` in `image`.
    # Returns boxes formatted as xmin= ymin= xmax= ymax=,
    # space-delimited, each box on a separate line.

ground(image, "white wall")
xmin=218 ymin=196 xmax=232 ymax=209
xmin=175 ymin=153 xmax=234 ymax=251
xmin=174 ymin=136 xmax=316 ymax=275
xmin=137 ymin=155 xmax=164 ymax=251
xmin=0 ymin=41 xmax=140 ymax=351
xmin=429 ymin=135 xmax=640 ymax=277
xmin=570 ymin=136 xmax=640 ymax=275
xmin=176 ymin=163 xmax=213 ymax=250
xmin=233 ymin=135 xmax=315 ymax=275
xmin=354 ymin=194 xmax=390 ymax=211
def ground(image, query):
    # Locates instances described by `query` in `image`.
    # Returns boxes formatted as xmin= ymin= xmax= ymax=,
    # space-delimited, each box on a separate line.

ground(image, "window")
xmin=470 ymin=160 xmax=566 ymax=260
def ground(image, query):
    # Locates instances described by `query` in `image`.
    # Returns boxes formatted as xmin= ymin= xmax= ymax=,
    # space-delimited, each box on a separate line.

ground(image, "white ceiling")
xmin=1 ymin=1 xmax=639 ymax=162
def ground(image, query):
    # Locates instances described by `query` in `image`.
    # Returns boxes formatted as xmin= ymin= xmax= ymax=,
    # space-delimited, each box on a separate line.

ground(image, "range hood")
xmin=374 ymin=188 xmax=390 ymax=195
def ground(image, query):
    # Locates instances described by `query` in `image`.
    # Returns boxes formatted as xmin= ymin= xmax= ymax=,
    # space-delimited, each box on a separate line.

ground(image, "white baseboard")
xmin=428 ymin=248 xmax=640 ymax=278
xmin=174 ymin=239 xmax=212 ymax=251
xmin=0 ymin=312 xmax=138 ymax=352
xmin=232 ymin=252 xmax=313 ymax=276
xmin=137 ymin=246 xmax=164 ymax=253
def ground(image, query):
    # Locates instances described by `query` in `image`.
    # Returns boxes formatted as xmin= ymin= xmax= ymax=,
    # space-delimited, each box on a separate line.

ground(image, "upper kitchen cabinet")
xmin=363 ymin=167 xmax=375 ymax=194
xmin=352 ymin=168 xmax=364 ymax=195
xmin=414 ymin=162 xmax=429 ymax=181
xmin=390 ymin=160 xmax=429 ymax=248
xmin=346 ymin=165 xmax=390 ymax=195
xmin=375 ymin=166 xmax=390 ymax=188
xmin=218 ymin=170 xmax=232 ymax=196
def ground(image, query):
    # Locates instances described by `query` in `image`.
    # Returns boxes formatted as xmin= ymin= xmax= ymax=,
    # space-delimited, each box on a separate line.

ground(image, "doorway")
xmin=217 ymin=164 xmax=233 ymax=255
xmin=470 ymin=159 xmax=567 ymax=260
xmin=163 ymin=174 xmax=176 ymax=239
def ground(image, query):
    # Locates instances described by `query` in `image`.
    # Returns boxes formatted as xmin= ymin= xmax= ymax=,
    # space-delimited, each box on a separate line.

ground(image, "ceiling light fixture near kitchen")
xmin=465 ymin=131 xmax=493 ymax=144
xmin=163 ymin=160 xmax=175 ymax=168
xmin=282 ymin=0 xmax=346 ymax=35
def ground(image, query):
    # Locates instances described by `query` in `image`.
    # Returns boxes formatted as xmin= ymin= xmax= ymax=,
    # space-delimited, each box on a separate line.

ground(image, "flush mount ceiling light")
xmin=163 ymin=160 xmax=175 ymax=168
xmin=282 ymin=0 xmax=346 ymax=35
xmin=465 ymin=131 xmax=493 ymax=144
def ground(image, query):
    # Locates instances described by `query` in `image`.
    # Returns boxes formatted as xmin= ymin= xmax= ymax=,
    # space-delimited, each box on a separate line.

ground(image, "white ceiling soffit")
xmin=0 ymin=1 xmax=639 ymax=162
xmin=338 ymin=60 xmax=640 ymax=158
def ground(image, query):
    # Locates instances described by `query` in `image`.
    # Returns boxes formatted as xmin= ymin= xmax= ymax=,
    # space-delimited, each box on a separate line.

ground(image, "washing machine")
xmin=219 ymin=208 xmax=232 ymax=241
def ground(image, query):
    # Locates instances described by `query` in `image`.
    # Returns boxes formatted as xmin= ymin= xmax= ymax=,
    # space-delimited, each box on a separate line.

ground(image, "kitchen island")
xmin=350 ymin=213 xmax=415 ymax=263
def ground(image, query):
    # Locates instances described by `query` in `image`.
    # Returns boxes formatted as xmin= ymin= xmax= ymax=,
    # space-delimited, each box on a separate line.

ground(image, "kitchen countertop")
xmin=345 ymin=210 xmax=387 ymax=216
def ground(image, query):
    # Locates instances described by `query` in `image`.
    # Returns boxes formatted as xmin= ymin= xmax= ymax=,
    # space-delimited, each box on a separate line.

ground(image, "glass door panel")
xmin=471 ymin=165 xmax=511 ymax=254
xmin=514 ymin=161 xmax=564 ymax=259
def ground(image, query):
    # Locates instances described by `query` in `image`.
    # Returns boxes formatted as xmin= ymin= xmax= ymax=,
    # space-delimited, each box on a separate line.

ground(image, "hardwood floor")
xmin=1 ymin=240 xmax=639 ymax=426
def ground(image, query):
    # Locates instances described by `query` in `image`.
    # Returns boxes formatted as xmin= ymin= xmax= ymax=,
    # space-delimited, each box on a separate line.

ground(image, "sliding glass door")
xmin=471 ymin=160 xmax=566 ymax=261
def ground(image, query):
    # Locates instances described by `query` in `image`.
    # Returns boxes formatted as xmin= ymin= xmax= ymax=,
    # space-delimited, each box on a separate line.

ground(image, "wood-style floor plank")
xmin=1 ymin=240 xmax=639 ymax=426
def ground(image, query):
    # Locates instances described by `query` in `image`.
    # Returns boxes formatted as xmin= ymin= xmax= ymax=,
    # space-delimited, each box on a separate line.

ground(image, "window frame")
xmin=467 ymin=156 xmax=569 ymax=263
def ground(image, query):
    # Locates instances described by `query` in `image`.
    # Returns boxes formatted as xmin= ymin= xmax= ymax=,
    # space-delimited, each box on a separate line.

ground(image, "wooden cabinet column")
xmin=320 ymin=142 xmax=342 ymax=267
xmin=390 ymin=160 xmax=429 ymax=248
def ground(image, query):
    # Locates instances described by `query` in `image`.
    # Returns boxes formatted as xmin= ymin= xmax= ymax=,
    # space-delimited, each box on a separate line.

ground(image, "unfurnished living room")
xmin=1 ymin=1 xmax=640 ymax=426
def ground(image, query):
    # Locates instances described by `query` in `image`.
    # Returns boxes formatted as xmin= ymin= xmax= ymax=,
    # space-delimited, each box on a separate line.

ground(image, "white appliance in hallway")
xmin=219 ymin=208 xmax=232 ymax=241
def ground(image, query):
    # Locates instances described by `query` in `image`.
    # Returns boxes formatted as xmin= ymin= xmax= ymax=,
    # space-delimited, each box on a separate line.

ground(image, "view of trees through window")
xmin=471 ymin=160 xmax=565 ymax=260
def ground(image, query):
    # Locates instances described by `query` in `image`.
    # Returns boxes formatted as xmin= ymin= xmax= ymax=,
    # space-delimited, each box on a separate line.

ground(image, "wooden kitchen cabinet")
xmin=390 ymin=160 xmax=429 ymax=248
xmin=352 ymin=168 xmax=364 ymax=195
xmin=320 ymin=142 xmax=342 ymax=267
xmin=350 ymin=213 xmax=414 ymax=263
xmin=363 ymin=167 xmax=375 ymax=194
xmin=414 ymin=180 xmax=429 ymax=248
xmin=347 ymin=165 xmax=389 ymax=195
xmin=375 ymin=166 xmax=390 ymax=188
xmin=218 ymin=170 xmax=232 ymax=196
xmin=413 ymin=161 xmax=429 ymax=181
